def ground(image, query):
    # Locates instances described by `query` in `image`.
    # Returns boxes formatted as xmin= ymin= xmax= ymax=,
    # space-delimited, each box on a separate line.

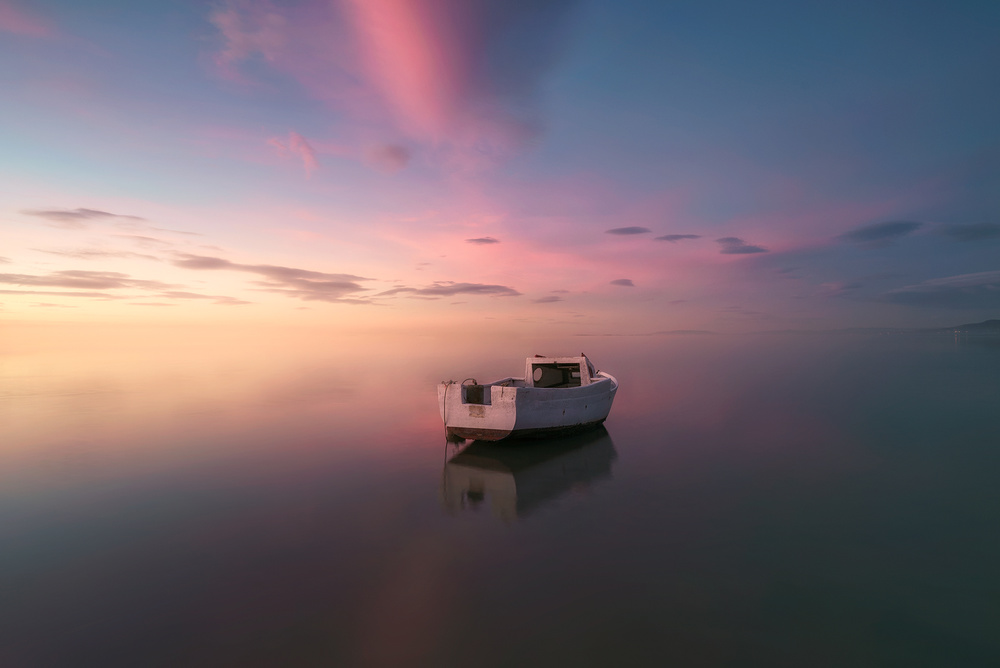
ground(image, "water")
xmin=2 ymin=330 xmax=999 ymax=666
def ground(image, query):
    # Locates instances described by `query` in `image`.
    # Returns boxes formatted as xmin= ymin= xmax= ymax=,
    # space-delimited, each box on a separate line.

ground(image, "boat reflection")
xmin=440 ymin=427 xmax=617 ymax=522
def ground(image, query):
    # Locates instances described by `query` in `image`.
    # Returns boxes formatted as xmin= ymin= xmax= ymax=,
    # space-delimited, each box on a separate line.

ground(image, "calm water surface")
xmin=2 ymin=332 xmax=998 ymax=666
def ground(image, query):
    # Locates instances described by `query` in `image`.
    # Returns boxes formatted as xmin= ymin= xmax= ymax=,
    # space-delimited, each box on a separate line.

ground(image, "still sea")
xmin=2 ymin=330 xmax=998 ymax=666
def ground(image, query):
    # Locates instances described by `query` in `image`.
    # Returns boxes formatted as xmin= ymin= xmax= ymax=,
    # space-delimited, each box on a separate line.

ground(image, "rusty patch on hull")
xmin=447 ymin=419 xmax=606 ymax=442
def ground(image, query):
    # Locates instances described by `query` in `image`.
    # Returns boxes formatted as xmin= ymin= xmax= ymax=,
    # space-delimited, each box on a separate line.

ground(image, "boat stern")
xmin=439 ymin=381 xmax=518 ymax=441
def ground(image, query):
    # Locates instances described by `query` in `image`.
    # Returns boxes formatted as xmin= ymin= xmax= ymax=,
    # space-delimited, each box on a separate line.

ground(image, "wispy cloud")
xmin=210 ymin=0 xmax=580 ymax=162
xmin=655 ymin=234 xmax=701 ymax=242
xmin=269 ymin=131 xmax=320 ymax=176
xmin=35 ymin=248 xmax=161 ymax=261
xmin=376 ymin=282 xmax=521 ymax=298
xmin=0 ymin=270 xmax=255 ymax=306
xmin=606 ymin=226 xmax=651 ymax=235
xmin=940 ymin=222 xmax=1000 ymax=242
xmin=466 ymin=237 xmax=500 ymax=245
xmin=0 ymin=270 xmax=176 ymax=291
xmin=210 ymin=0 xmax=287 ymax=81
xmin=113 ymin=220 xmax=202 ymax=236
xmin=532 ymin=295 xmax=563 ymax=303
xmin=716 ymin=237 xmax=768 ymax=254
xmin=172 ymin=252 xmax=371 ymax=303
xmin=22 ymin=208 xmax=145 ymax=229
xmin=0 ymin=0 xmax=55 ymax=37
xmin=157 ymin=291 xmax=251 ymax=306
xmin=0 ymin=256 xmax=10 ymax=263
xmin=366 ymin=144 xmax=411 ymax=173
xmin=113 ymin=235 xmax=174 ymax=250
xmin=818 ymin=282 xmax=863 ymax=298
xmin=610 ymin=278 xmax=635 ymax=287
xmin=0 ymin=289 xmax=116 ymax=299
xmin=839 ymin=220 xmax=922 ymax=246
xmin=883 ymin=270 xmax=1000 ymax=309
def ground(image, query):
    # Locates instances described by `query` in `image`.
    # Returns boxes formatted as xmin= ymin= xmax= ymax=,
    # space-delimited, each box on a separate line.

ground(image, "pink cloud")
xmin=365 ymin=143 xmax=411 ymax=173
xmin=0 ymin=0 xmax=54 ymax=37
xmin=210 ymin=0 xmax=287 ymax=82
xmin=268 ymin=130 xmax=319 ymax=176
xmin=208 ymin=0 xmax=577 ymax=162
xmin=344 ymin=0 xmax=467 ymax=141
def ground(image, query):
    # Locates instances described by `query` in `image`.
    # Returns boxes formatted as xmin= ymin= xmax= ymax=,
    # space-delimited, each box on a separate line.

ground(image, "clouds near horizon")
xmin=884 ymin=271 xmax=1000 ymax=310
xmin=376 ymin=282 xmax=521 ymax=298
xmin=22 ymin=208 xmax=145 ymax=229
xmin=0 ymin=270 xmax=247 ymax=305
xmin=3 ymin=2 xmax=999 ymax=329
xmin=172 ymin=253 xmax=370 ymax=303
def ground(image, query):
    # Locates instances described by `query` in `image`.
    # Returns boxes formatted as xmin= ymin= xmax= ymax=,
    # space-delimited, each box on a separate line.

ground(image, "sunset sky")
xmin=2 ymin=0 xmax=999 ymax=333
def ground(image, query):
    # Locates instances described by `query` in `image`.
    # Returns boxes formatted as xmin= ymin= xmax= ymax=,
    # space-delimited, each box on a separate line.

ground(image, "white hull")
xmin=438 ymin=356 xmax=618 ymax=441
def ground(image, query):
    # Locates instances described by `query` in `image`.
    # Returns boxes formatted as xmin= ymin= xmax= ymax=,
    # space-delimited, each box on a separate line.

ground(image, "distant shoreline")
xmin=574 ymin=319 xmax=1000 ymax=337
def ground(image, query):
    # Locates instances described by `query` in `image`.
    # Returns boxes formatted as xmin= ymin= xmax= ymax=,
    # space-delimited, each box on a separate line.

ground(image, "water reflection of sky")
xmin=1 ymin=332 xmax=999 ymax=665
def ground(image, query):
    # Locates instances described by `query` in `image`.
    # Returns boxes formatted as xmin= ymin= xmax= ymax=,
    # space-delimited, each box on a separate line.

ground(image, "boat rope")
xmin=442 ymin=380 xmax=452 ymax=438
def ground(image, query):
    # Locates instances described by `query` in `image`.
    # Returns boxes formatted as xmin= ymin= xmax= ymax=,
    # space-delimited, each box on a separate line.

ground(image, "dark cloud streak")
xmin=367 ymin=144 xmax=411 ymax=173
xmin=839 ymin=220 xmax=922 ymax=246
xmin=376 ymin=282 xmax=521 ymax=298
xmin=716 ymin=237 xmax=768 ymax=254
xmin=940 ymin=222 xmax=1000 ymax=242
xmin=655 ymin=234 xmax=701 ymax=242
xmin=606 ymin=226 xmax=651 ymax=235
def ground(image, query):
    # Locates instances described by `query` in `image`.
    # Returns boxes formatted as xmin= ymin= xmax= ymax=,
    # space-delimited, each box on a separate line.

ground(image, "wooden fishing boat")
xmin=438 ymin=355 xmax=618 ymax=441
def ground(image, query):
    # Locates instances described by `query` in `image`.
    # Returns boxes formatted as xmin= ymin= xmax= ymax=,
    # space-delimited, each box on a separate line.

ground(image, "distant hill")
xmin=579 ymin=320 xmax=1000 ymax=337
xmin=761 ymin=319 xmax=1000 ymax=336
xmin=945 ymin=319 xmax=1000 ymax=333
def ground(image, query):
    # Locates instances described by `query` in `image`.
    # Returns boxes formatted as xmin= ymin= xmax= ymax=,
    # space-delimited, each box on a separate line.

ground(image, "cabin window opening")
xmin=463 ymin=384 xmax=490 ymax=405
xmin=531 ymin=363 xmax=582 ymax=388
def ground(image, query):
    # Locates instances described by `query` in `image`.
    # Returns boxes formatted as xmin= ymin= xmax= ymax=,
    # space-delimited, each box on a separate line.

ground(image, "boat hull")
xmin=439 ymin=372 xmax=618 ymax=442
xmin=446 ymin=418 xmax=607 ymax=442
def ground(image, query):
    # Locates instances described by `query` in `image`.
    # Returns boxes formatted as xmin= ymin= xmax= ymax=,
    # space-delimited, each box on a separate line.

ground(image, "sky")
xmin=2 ymin=0 xmax=999 ymax=334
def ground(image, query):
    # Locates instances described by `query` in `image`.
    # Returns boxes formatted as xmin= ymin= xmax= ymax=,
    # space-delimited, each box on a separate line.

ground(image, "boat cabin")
xmin=525 ymin=355 xmax=599 ymax=389
xmin=458 ymin=355 xmax=601 ymax=406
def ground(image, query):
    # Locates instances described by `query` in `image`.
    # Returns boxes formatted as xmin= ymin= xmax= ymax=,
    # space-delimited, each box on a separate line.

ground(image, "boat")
xmin=440 ymin=427 xmax=617 ymax=521
xmin=437 ymin=354 xmax=618 ymax=441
